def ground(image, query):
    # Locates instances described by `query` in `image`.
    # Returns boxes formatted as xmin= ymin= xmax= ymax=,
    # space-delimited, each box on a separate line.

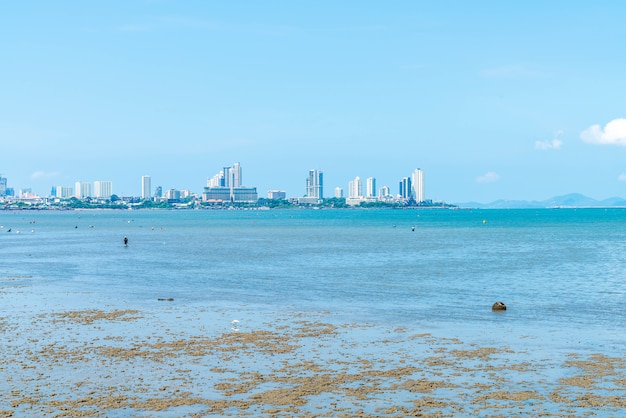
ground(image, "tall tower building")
xmin=222 ymin=166 xmax=231 ymax=187
xmin=75 ymin=181 xmax=93 ymax=198
xmin=0 ymin=176 xmax=7 ymax=196
xmin=399 ymin=177 xmax=412 ymax=199
xmin=94 ymin=181 xmax=113 ymax=199
xmin=366 ymin=177 xmax=376 ymax=198
xmin=334 ymin=187 xmax=343 ymax=198
xmin=232 ymin=162 xmax=242 ymax=187
xmin=348 ymin=176 xmax=362 ymax=198
xmin=411 ymin=168 xmax=424 ymax=202
xmin=306 ymin=169 xmax=323 ymax=199
xmin=142 ymin=175 xmax=151 ymax=200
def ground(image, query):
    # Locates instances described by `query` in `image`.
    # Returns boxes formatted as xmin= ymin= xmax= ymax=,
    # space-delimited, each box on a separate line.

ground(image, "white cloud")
xmin=580 ymin=118 xmax=626 ymax=146
xmin=31 ymin=171 xmax=60 ymax=180
xmin=618 ymin=173 xmax=626 ymax=182
xmin=535 ymin=138 xmax=563 ymax=150
xmin=476 ymin=172 xmax=500 ymax=183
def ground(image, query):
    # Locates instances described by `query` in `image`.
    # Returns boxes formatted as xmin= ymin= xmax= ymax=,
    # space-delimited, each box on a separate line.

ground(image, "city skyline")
xmin=2 ymin=2 xmax=626 ymax=203
xmin=0 ymin=166 xmax=427 ymax=203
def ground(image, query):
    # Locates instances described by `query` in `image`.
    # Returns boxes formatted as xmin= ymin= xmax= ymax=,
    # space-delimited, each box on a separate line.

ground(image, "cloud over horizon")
xmin=476 ymin=172 xmax=500 ymax=183
xmin=535 ymin=131 xmax=564 ymax=150
xmin=580 ymin=118 xmax=626 ymax=146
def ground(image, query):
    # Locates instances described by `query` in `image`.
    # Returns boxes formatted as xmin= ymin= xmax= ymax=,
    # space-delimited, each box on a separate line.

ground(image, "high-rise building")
xmin=378 ymin=185 xmax=390 ymax=197
xmin=366 ymin=177 xmax=376 ymax=198
xmin=334 ymin=187 xmax=343 ymax=198
xmin=142 ymin=176 xmax=151 ymax=200
xmin=203 ymin=162 xmax=258 ymax=203
xmin=0 ymin=176 xmax=7 ymax=196
xmin=54 ymin=186 xmax=73 ymax=198
xmin=94 ymin=181 xmax=113 ymax=199
xmin=75 ymin=181 xmax=93 ymax=198
xmin=411 ymin=169 xmax=424 ymax=202
xmin=306 ymin=169 xmax=323 ymax=199
xmin=232 ymin=162 xmax=242 ymax=187
xmin=208 ymin=163 xmax=243 ymax=189
xmin=348 ymin=176 xmax=362 ymax=198
xmin=164 ymin=189 xmax=181 ymax=200
xmin=399 ymin=177 xmax=412 ymax=199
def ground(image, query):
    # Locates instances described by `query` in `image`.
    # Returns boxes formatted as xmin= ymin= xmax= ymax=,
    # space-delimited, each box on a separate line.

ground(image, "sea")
xmin=1 ymin=207 xmax=626 ymax=415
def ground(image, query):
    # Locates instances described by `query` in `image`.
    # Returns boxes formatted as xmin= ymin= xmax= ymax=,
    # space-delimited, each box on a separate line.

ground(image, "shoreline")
xmin=2 ymin=300 xmax=625 ymax=416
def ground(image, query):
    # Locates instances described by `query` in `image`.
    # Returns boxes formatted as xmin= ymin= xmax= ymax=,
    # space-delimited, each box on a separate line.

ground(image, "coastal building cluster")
xmin=333 ymin=168 xmax=424 ymax=206
xmin=0 ymin=165 xmax=428 ymax=207
xmin=202 ymin=163 xmax=259 ymax=203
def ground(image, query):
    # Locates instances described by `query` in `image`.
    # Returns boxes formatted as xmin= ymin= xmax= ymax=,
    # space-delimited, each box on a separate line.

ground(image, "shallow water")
xmin=3 ymin=209 xmax=625 ymax=337
xmin=2 ymin=208 xmax=626 ymax=415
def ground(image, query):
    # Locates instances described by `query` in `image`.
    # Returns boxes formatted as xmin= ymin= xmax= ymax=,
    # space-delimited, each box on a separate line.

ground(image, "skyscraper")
xmin=94 ymin=181 xmax=113 ymax=199
xmin=142 ymin=175 xmax=151 ymax=200
xmin=306 ymin=169 xmax=323 ymax=199
xmin=0 ymin=176 xmax=7 ymax=196
xmin=366 ymin=177 xmax=376 ymax=198
xmin=232 ymin=162 xmax=242 ymax=187
xmin=348 ymin=176 xmax=362 ymax=198
xmin=75 ymin=181 xmax=93 ymax=198
xmin=411 ymin=168 xmax=424 ymax=202
xmin=399 ymin=177 xmax=412 ymax=199
xmin=222 ymin=166 xmax=231 ymax=187
xmin=203 ymin=162 xmax=258 ymax=203
xmin=55 ymin=186 xmax=73 ymax=198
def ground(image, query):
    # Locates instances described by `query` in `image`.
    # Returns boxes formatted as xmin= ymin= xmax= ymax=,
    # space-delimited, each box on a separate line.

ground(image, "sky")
xmin=2 ymin=1 xmax=626 ymax=203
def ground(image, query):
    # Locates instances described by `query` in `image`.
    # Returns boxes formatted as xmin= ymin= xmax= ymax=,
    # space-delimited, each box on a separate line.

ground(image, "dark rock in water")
xmin=492 ymin=301 xmax=506 ymax=311
xmin=157 ymin=298 xmax=174 ymax=302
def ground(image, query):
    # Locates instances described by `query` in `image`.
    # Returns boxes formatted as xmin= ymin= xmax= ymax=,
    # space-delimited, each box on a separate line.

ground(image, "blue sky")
xmin=2 ymin=1 xmax=626 ymax=203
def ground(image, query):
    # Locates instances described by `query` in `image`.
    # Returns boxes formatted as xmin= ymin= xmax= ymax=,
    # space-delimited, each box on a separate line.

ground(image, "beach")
xmin=2 ymin=292 xmax=625 ymax=417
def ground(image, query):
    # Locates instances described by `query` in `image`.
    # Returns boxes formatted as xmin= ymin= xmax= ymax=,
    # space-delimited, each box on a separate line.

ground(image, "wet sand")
xmin=2 ymin=297 xmax=626 ymax=417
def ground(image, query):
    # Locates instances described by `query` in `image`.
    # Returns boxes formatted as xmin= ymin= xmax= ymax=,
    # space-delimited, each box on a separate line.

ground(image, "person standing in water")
xmin=123 ymin=236 xmax=128 ymax=246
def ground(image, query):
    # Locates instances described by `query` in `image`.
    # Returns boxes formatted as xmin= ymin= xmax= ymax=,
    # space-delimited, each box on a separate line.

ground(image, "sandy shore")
xmin=2 ymin=294 xmax=626 ymax=418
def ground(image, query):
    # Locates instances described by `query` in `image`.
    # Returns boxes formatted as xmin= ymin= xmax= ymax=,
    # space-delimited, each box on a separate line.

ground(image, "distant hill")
xmin=454 ymin=193 xmax=626 ymax=209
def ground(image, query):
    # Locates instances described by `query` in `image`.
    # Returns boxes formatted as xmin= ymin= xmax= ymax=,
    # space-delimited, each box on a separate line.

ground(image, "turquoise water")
xmin=2 ymin=207 xmax=625 ymax=352
xmin=3 ymin=208 xmax=626 ymax=416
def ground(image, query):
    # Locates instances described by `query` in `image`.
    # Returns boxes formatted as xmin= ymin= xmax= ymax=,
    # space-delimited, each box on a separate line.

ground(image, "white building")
xmin=204 ymin=162 xmax=259 ymax=203
xmin=348 ymin=176 xmax=362 ymax=199
xmin=75 ymin=181 xmax=93 ymax=198
xmin=232 ymin=162 xmax=242 ymax=187
xmin=411 ymin=169 xmax=424 ymax=202
xmin=306 ymin=169 xmax=323 ymax=199
xmin=141 ymin=175 xmax=151 ymax=200
xmin=366 ymin=177 xmax=376 ymax=198
xmin=94 ymin=181 xmax=113 ymax=199
xmin=334 ymin=187 xmax=343 ymax=198
xmin=267 ymin=190 xmax=286 ymax=199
